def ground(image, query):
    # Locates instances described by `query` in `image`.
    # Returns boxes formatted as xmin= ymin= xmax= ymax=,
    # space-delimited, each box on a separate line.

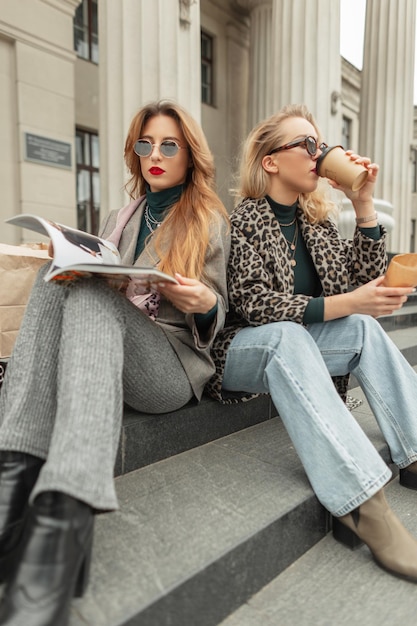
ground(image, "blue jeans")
xmin=222 ymin=314 xmax=417 ymax=516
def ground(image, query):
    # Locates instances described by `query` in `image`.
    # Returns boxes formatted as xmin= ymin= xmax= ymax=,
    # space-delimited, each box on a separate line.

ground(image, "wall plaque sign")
xmin=24 ymin=133 xmax=72 ymax=169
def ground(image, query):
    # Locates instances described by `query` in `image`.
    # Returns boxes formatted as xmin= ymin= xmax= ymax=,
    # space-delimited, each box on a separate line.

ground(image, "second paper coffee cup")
xmin=383 ymin=253 xmax=417 ymax=288
xmin=316 ymin=145 xmax=368 ymax=191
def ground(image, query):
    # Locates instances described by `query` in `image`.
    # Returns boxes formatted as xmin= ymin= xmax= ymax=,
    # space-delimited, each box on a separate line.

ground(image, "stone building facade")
xmin=0 ymin=0 xmax=416 ymax=253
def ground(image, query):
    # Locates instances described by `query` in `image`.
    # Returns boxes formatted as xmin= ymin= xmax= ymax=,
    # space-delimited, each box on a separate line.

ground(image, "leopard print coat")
xmin=206 ymin=196 xmax=387 ymax=404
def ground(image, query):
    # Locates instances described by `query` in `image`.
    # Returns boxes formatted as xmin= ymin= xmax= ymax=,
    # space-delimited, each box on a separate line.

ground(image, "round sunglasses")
xmin=268 ymin=136 xmax=328 ymax=157
xmin=133 ymin=139 xmax=187 ymax=158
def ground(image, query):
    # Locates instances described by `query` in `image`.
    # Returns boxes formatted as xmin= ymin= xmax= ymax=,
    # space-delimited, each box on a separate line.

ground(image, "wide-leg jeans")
xmin=222 ymin=314 xmax=417 ymax=516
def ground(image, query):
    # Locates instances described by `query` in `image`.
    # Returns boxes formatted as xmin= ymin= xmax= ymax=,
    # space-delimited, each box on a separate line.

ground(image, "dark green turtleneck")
xmin=265 ymin=196 xmax=382 ymax=324
xmin=134 ymin=183 xmax=184 ymax=260
xmin=266 ymin=196 xmax=323 ymax=322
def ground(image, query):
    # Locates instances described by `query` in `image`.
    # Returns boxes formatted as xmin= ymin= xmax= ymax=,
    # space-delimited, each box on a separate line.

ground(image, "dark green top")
xmin=134 ymin=184 xmax=184 ymax=261
xmin=266 ymin=196 xmax=382 ymax=324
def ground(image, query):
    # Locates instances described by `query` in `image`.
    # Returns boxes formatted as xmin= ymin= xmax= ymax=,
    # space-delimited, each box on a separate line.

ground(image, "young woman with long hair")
xmin=208 ymin=103 xmax=417 ymax=583
xmin=0 ymin=100 xmax=229 ymax=625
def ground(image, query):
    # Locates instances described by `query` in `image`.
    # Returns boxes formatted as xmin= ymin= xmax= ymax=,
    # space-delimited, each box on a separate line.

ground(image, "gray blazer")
xmin=99 ymin=198 xmax=230 ymax=400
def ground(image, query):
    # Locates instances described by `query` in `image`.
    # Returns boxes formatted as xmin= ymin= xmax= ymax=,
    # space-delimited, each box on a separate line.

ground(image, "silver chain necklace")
xmin=278 ymin=215 xmax=297 ymax=227
xmin=287 ymin=219 xmax=299 ymax=267
xmin=144 ymin=204 xmax=162 ymax=233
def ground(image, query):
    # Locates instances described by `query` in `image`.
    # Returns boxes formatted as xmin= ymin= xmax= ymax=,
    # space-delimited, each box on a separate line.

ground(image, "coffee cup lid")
xmin=316 ymin=145 xmax=344 ymax=173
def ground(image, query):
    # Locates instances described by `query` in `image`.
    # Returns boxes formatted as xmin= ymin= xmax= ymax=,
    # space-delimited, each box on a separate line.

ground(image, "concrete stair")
xmin=218 ymin=477 xmax=417 ymax=626
xmin=63 ymin=293 xmax=417 ymax=626
xmin=1 ymin=296 xmax=416 ymax=625
xmin=70 ymin=413 xmax=388 ymax=626
xmin=69 ymin=400 xmax=401 ymax=626
xmin=115 ymin=394 xmax=276 ymax=477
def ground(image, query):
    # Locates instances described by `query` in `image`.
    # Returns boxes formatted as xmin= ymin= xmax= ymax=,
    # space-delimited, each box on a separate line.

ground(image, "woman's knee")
xmin=271 ymin=321 xmax=310 ymax=338
xmin=259 ymin=321 xmax=311 ymax=351
xmin=343 ymin=313 xmax=383 ymax=337
xmin=67 ymin=277 xmax=123 ymax=308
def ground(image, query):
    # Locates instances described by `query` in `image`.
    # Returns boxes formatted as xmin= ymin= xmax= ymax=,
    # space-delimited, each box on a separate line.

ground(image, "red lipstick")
xmin=149 ymin=167 xmax=164 ymax=175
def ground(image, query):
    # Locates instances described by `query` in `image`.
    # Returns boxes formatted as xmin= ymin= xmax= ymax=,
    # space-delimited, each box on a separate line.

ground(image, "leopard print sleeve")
xmin=348 ymin=226 xmax=387 ymax=285
xmin=305 ymin=218 xmax=387 ymax=293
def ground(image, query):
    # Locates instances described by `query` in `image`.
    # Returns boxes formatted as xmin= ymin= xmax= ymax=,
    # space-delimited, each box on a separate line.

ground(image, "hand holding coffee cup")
xmin=316 ymin=145 xmax=369 ymax=191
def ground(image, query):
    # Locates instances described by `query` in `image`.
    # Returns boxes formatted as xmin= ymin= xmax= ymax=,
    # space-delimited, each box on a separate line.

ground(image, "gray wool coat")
xmin=99 ymin=197 xmax=230 ymax=401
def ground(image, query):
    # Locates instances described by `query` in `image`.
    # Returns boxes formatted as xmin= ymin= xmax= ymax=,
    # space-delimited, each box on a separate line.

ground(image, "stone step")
xmin=66 ymin=356 xmax=411 ymax=626
xmin=71 ymin=417 xmax=327 ymax=626
xmin=217 ymin=477 xmax=417 ymax=626
xmin=115 ymin=394 xmax=276 ymax=476
xmin=377 ymin=290 xmax=417 ymax=332
xmin=2 ymin=321 xmax=415 ymax=626
xmin=218 ymin=330 xmax=417 ymax=626
xmin=116 ymin=314 xmax=417 ymax=477
xmin=1 ymin=302 xmax=415 ymax=480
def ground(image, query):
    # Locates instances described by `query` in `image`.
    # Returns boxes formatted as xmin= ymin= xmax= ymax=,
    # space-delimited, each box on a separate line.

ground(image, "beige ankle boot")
xmin=333 ymin=489 xmax=417 ymax=582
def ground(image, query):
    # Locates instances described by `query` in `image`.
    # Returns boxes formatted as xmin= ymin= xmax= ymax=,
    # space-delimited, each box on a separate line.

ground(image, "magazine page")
xmin=5 ymin=214 xmax=178 ymax=286
xmin=45 ymin=263 xmax=178 ymax=286
xmin=6 ymin=214 xmax=121 ymax=276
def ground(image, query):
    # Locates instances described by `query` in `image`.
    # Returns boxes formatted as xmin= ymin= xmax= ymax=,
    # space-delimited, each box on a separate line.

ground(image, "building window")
xmin=411 ymin=146 xmax=417 ymax=193
xmin=74 ymin=0 xmax=99 ymax=63
xmin=341 ymin=116 xmax=352 ymax=149
xmin=76 ymin=130 xmax=100 ymax=235
xmin=201 ymin=31 xmax=214 ymax=105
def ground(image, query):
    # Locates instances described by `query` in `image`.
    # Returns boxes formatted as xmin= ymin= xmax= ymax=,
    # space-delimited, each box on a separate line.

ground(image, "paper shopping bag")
xmin=0 ymin=243 xmax=50 ymax=358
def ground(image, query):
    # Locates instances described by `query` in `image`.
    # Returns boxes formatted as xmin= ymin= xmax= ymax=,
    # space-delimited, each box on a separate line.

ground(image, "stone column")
xmin=271 ymin=0 xmax=342 ymax=144
xmin=247 ymin=0 xmax=273 ymax=127
xmin=359 ymin=0 xmax=416 ymax=252
xmin=98 ymin=0 xmax=201 ymax=214
xmin=226 ymin=22 xmax=250 ymax=174
xmin=232 ymin=0 xmax=273 ymax=129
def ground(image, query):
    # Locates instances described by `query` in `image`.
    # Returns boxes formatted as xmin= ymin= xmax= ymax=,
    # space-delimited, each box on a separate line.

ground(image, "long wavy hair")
xmin=124 ymin=100 xmax=228 ymax=279
xmin=238 ymin=104 xmax=336 ymax=224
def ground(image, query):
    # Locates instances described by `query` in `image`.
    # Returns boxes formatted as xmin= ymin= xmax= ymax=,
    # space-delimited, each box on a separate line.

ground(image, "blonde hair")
xmin=124 ymin=100 xmax=228 ymax=279
xmin=238 ymin=104 xmax=336 ymax=224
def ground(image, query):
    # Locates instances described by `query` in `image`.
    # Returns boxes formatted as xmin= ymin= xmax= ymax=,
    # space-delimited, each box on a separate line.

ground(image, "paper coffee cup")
xmin=316 ymin=145 xmax=369 ymax=191
xmin=384 ymin=253 xmax=417 ymax=287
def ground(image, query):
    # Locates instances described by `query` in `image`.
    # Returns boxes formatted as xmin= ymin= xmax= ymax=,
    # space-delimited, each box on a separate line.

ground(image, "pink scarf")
xmin=106 ymin=196 xmax=161 ymax=320
xmin=106 ymin=196 xmax=145 ymax=247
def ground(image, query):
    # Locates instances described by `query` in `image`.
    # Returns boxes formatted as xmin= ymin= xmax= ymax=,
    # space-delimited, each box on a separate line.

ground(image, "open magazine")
xmin=5 ymin=214 xmax=178 ymax=287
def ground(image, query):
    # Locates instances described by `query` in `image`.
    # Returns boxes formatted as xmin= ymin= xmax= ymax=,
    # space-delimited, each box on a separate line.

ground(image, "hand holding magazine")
xmin=6 ymin=214 xmax=178 ymax=288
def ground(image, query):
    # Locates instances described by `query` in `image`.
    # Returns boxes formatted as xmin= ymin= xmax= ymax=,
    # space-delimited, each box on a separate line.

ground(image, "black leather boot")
xmin=399 ymin=461 xmax=417 ymax=490
xmin=0 ymin=451 xmax=44 ymax=582
xmin=0 ymin=491 xmax=94 ymax=626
